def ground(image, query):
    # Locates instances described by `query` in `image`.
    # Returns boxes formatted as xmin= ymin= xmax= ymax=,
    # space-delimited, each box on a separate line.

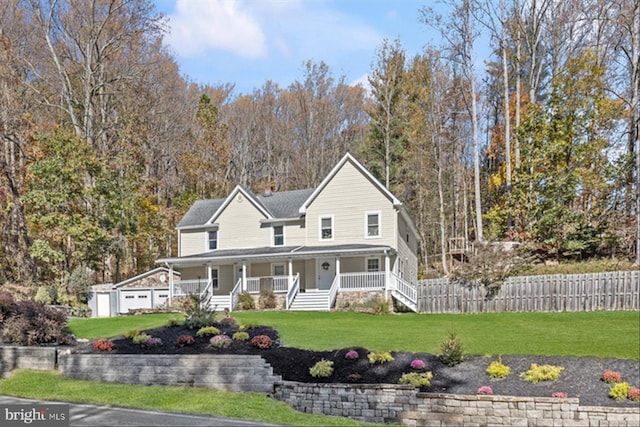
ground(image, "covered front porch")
xmin=158 ymin=245 xmax=418 ymax=312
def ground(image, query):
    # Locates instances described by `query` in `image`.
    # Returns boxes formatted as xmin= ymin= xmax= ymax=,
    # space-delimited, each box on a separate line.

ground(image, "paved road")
xmin=1 ymin=396 xmax=283 ymax=427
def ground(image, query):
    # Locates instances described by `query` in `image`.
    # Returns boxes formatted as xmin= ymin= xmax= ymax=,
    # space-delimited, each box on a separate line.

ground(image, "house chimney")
xmin=264 ymin=183 xmax=272 ymax=197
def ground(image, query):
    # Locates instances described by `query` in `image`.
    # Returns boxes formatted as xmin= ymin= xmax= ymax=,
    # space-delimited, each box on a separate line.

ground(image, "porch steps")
xmin=289 ymin=290 xmax=331 ymax=311
xmin=208 ymin=295 xmax=232 ymax=311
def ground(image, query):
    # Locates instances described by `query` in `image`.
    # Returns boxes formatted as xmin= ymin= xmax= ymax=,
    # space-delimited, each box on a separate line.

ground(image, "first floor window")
xmin=272 ymin=264 xmax=285 ymax=276
xmin=320 ymin=216 xmax=333 ymax=240
xmin=367 ymin=258 xmax=380 ymax=272
xmin=208 ymin=230 xmax=218 ymax=250
xmin=273 ymin=225 xmax=284 ymax=246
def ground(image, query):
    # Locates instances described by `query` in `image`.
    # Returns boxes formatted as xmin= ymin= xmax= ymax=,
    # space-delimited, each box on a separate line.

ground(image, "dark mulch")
xmin=75 ymin=322 xmax=640 ymax=408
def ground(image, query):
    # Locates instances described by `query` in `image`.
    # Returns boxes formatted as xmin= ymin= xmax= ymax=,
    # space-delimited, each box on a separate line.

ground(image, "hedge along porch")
xmin=157 ymin=154 xmax=421 ymax=312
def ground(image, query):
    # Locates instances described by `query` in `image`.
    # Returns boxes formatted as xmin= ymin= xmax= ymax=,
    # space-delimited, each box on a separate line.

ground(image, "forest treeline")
xmin=0 ymin=0 xmax=638 ymax=296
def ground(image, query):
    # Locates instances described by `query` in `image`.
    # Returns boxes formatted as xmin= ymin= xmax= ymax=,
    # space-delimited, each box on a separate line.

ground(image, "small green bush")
xmin=519 ymin=363 xmax=564 ymax=384
xmin=367 ymin=351 xmax=394 ymax=364
xmin=486 ymin=358 xmax=511 ymax=379
xmin=166 ymin=317 xmax=185 ymax=327
xmin=237 ymin=292 xmax=255 ymax=310
xmin=184 ymin=294 xmax=216 ymax=329
xmin=232 ymin=331 xmax=250 ymax=341
xmin=124 ymin=329 xmax=140 ymax=339
xmin=399 ymin=371 xmax=433 ymax=388
xmin=609 ymin=382 xmax=631 ymax=401
xmin=132 ymin=333 xmax=152 ymax=345
xmin=240 ymin=322 xmax=260 ymax=330
xmin=196 ymin=326 xmax=220 ymax=337
xmin=439 ymin=331 xmax=464 ymax=367
xmin=34 ymin=286 xmax=57 ymax=305
xmin=309 ymin=360 xmax=334 ymax=378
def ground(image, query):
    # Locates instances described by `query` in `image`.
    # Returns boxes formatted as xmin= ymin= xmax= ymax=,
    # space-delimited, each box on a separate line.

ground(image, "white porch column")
xmin=384 ymin=252 xmax=391 ymax=301
xmin=288 ymin=258 xmax=293 ymax=290
xmin=168 ymin=264 xmax=174 ymax=307
xmin=335 ymin=257 xmax=341 ymax=288
xmin=242 ymin=261 xmax=247 ymax=292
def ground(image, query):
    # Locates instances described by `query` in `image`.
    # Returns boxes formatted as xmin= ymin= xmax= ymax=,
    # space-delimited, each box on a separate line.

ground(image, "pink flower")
xmin=552 ymin=392 xmax=568 ymax=398
xmin=410 ymin=359 xmax=426 ymax=370
xmin=477 ymin=386 xmax=493 ymax=395
xmin=344 ymin=350 xmax=359 ymax=360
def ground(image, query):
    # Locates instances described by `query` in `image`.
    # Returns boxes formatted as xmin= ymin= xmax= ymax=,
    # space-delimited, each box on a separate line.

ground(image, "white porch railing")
xmin=285 ymin=273 xmax=300 ymax=310
xmin=328 ymin=275 xmax=341 ymax=310
xmin=173 ymin=279 xmax=210 ymax=297
xmin=230 ymin=278 xmax=242 ymax=311
xmin=246 ymin=276 xmax=290 ymax=293
xmin=391 ymin=273 xmax=418 ymax=312
xmin=339 ymin=272 xmax=386 ymax=290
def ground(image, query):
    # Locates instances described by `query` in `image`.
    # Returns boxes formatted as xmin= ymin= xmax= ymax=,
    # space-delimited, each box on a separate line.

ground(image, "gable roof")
xmin=298 ymin=153 xmax=401 ymax=215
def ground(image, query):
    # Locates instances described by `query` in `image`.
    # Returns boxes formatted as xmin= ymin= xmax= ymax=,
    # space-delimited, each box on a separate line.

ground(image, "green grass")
xmin=231 ymin=311 xmax=640 ymax=360
xmin=67 ymin=313 xmax=184 ymax=339
xmin=0 ymin=370 xmax=377 ymax=426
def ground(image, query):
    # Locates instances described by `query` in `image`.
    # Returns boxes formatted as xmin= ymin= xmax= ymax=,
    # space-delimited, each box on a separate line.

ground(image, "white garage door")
xmin=96 ymin=293 xmax=111 ymax=317
xmin=119 ymin=290 xmax=152 ymax=313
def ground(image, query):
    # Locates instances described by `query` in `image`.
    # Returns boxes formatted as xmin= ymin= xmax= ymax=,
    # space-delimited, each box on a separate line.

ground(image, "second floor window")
xmin=208 ymin=230 xmax=218 ymax=250
xmin=320 ymin=216 xmax=333 ymax=240
xmin=366 ymin=212 xmax=380 ymax=237
xmin=273 ymin=225 xmax=284 ymax=246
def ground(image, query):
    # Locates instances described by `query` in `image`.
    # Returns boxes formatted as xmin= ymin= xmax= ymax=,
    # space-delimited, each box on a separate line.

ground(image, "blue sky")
xmin=154 ymin=0 xmax=445 ymax=95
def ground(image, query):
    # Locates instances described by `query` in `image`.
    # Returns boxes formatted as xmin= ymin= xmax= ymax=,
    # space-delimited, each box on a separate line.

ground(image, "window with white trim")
xmin=272 ymin=264 xmax=285 ymax=276
xmin=320 ymin=216 xmax=333 ymax=240
xmin=273 ymin=225 xmax=284 ymax=246
xmin=207 ymin=230 xmax=218 ymax=250
xmin=211 ymin=268 xmax=219 ymax=289
xmin=365 ymin=212 xmax=380 ymax=238
xmin=367 ymin=258 xmax=380 ymax=272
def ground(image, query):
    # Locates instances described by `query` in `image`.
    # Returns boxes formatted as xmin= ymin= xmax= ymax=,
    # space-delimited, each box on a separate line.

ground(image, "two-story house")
xmin=157 ymin=153 xmax=420 ymax=311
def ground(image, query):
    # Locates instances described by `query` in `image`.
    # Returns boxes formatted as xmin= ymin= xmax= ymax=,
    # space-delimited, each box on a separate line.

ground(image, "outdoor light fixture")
xmin=322 ymin=262 xmax=330 ymax=270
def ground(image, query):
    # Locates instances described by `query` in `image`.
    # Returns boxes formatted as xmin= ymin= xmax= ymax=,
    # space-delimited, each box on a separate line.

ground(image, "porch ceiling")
xmin=156 ymin=244 xmax=394 ymax=267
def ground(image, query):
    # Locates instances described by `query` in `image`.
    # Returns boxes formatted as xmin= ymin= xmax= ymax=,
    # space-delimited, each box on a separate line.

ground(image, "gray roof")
xmin=176 ymin=188 xmax=314 ymax=229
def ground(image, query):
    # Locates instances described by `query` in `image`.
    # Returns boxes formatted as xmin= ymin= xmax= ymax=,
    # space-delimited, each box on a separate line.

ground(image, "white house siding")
xmin=282 ymin=220 xmax=305 ymax=246
xmin=305 ymin=162 xmax=397 ymax=247
xmin=397 ymin=235 xmax=418 ymax=283
xmin=180 ymin=229 xmax=207 ymax=256
xmin=216 ymin=194 xmax=270 ymax=249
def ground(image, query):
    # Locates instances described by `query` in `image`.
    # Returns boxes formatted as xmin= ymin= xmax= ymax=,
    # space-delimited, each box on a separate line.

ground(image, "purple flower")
xmin=142 ymin=337 xmax=162 ymax=348
xmin=477 ymin=386 xmax=493 ymax=395
xmin=410 ymin=359 xmax=426 ymax=370
xmin=209 ymin=334 xmax=232 ymax=349
xmin=345 ymin=350 xmax=359 ymax=360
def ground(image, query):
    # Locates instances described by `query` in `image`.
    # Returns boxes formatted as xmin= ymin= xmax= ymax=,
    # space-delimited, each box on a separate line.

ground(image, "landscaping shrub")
xmin=309 ymin=360 xmax=334 ymax=378
xmin=477 ymin=386 xmax=493 ymax=395
xmin=250 ymin=335 xmax=272 ymax=349
xmin=439 ymin=331 xmax=464 ymax=367
xmin=347 ymin=373 xmax=362 ymax=382
xmin=344 ymin=350 xmax=359 ymax=360
xmin=519 ymin=363 xmax=564 ymax=383
xmin=398 ymin=372 xmax=433 ymax=388
xmin=140 ymin=337 xmax=163 ymax=349
xmin=601 ymin=370 xmax=622 ymax=384
xmin=34 ymin=286 xmax=57 ymax=305
xmin=93 ymin=339 xmax=113 ymax=352
xmin=0 ymin=291 xmax=17 ymax=323
xmin=166 ymin=317 xmax=185 ymax=327
xmin=184 ymin=294 xmax=216 ymax=329
xmin=1 ymin=299 xmax=73 ymax=346
xmin=196 ymin=326 xmax=220 ymax=337
xmin=410 ymin=359 xmax=426 ymax=370
xmin=219 ymin=315 xmax=238 ymax=327
xmin=609 ymin=382 xmax=631 ymax=400
xmin=232 ymin=331 xmax=249 ymax=341
xmin=237 ymin=292 xmax=255 ymax=310
xmin=240 ymin=322 xmax=260 ymax=330
xmin=132 ymin=333 xmax=152 ymax=345
xmin=124 ymin=329 xmax=140 ymax=339
xmin=552 ymin=392 xmax=568 ymax=398
xmin=486 ymin=358 xmax=511 ymax=378
xmin=258 ymin=289 xmax=276 ymax=309
xmin=209 ymin=334 xmax=232 ymax=349
xmin=627 ymin=387 xmax=640 ymax=402
xmin=367 ymin=351 xmax=394 ymax=364
xmin=175 ymin=335 xmax=195 ymax=347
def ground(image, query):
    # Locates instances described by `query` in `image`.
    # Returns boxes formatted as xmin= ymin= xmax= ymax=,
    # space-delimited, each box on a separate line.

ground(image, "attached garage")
xmin=88 ymin=268 xmax=178 ymax=317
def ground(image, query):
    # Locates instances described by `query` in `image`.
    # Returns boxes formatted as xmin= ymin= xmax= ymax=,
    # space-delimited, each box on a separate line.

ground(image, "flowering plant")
xmin=601 ymin=370 xmax=622 ymax=384
xmin=93 ymin=339 xmax=113 ymax=352
xmin=344 ymin=350 xmax=359 ymax=360
xmin=410 ymin=359 xmax=426 ymax=370
xmin=141 ymin=337 xmax=163 ymax=348
xmin=209 ymin=334 xmax=232 ymax=349
xmin=250 ymin=335 xmax=273 ymax=349
xmin=175 ymin=335 xmax=195 ymax=347
xmin=477 ymin=386 xmax=493 ymax=395
xmin=627 ymin=387 xmax=640 ymax=402
xmin=552 ymin=392 xmax=568 ymax=398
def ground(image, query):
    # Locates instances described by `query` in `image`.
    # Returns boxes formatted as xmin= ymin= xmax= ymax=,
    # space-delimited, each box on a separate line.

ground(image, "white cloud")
xmin=166 ymin=0 xmax=267 ymax=58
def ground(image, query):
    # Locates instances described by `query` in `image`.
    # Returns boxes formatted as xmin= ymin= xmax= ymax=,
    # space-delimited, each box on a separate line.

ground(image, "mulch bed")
xmin=76 ymin=321 xmax=640 ymax=408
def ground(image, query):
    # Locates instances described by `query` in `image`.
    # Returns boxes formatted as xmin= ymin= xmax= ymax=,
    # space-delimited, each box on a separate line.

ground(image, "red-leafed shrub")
xmin=601 ymin=370 xmax=622 ymax=384
xmin=93 ymin=339 xmax=113 ymax=352
xmin=250 ymin=335 xmax=272 ymax=349
xmin=175 ymin=335 xmax=195 ymax=347
xmin=1 ymin=297 xmax=73 ymax=346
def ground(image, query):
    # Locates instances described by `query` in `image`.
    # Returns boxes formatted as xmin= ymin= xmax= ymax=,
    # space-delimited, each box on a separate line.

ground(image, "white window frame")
xmin=272 ymin=225 xmax=285 ymax=247
xmin=319 ymin=215 xmax=334 ymax=241
xmin=209 ymin=267 xmax=219 ymax=289
xmin=272 ymin=263 xmax=286 ymax=276
xmin=365 ymin=211 xmax=381 ymax=238
xmin=207 ymin=230 xmax=218 ymax=251
xmin=366 ymin=257 xmax=380 ymax=272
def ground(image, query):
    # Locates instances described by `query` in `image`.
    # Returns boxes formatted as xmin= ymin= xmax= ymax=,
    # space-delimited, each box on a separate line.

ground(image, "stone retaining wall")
xmin=273 ymin=381 xmax=640 ymax=427
xmin=0 ymin=346 xmax=57 ymax=378
xmin=58 ymin=353 xmax=281 ymax=393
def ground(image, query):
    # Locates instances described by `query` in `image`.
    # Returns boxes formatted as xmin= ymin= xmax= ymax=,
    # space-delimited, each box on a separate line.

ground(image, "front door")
xmin=317 ymin=257 xmax=335 ymax=290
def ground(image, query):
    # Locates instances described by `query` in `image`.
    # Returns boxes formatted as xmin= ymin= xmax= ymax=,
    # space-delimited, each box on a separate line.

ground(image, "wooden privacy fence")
xmin=416 ymin=270 xmax=639 ymax=314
